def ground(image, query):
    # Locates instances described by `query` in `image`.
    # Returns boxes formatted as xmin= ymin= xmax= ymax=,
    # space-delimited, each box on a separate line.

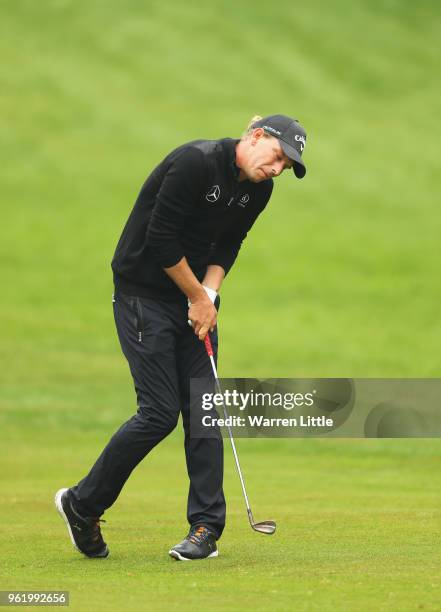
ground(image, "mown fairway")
xmin=1 ymin=0 xmax=440 ymax=610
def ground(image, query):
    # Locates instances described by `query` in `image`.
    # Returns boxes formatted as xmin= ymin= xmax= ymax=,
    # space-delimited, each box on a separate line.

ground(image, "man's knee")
xmin=136 ymin=404 xmax=179 ymax=436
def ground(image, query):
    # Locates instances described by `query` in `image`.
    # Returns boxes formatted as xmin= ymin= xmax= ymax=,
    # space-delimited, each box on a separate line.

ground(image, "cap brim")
xmin=279 ymin=140 xmax=306 ymax=179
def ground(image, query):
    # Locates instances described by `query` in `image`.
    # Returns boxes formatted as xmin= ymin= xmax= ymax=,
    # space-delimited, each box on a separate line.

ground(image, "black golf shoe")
xmin=169 ymin=525 xmax=218 ymax=561
xmin=55 ymin=488 xmax=109 ymax=558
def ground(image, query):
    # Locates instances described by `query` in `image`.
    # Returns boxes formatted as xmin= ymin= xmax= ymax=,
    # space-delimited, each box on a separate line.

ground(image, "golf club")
xmin=204 ymin=333 xmax=276 ymax=535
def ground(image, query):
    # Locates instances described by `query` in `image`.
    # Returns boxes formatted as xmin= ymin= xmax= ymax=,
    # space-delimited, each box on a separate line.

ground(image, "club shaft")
xmin=206 ymin=352 xmax=253 ymax=520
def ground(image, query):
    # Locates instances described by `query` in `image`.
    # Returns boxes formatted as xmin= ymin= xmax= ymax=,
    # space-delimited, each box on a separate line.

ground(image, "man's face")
xmin=239 ymin=129 xmax=293 ymax=182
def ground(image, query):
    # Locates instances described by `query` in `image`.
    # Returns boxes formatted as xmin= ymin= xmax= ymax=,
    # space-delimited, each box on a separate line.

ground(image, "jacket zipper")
xmin=226 ymin=183 xmax=243 ymax=208
xmin=135 ymin=297 xmax=143 ymax=343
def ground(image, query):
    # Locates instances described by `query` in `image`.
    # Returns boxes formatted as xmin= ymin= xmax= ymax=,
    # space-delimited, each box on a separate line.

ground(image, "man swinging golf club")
xmin=55 ymin=114 xmax=307 ymax=561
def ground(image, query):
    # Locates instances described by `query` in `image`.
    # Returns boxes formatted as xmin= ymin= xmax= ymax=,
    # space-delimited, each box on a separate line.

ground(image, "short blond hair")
xmin=242 ymin=114 xmax=272 ymax=138
xmin=246 ymin=115 xmax=262 ymax=131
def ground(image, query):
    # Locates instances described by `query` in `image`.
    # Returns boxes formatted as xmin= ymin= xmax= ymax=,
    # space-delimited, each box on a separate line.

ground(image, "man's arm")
xmin=208 ymin=182 xmax=273 ymax=275
xmin=202 ymin=264 xmax=225 ymax=292
xmin=146 ymin=147 xmax=206 ymax=270
xmin=145 ymin=147 xmax=217 ymax=340
xmin=164 ymin=257 xmax=217 ymax=340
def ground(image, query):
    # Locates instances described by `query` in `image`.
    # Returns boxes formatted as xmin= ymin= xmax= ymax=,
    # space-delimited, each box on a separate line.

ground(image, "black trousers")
xmin=71 ymin=292 xmax=226 ymax=539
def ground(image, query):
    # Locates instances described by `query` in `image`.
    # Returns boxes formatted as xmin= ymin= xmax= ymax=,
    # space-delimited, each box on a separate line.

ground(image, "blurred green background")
xmin=1 ymin=0 xmax=440 ymax=610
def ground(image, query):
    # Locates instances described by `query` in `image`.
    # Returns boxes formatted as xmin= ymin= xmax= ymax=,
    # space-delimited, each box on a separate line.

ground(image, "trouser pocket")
xmin=113 ymin=292 xmax=144 ymax=343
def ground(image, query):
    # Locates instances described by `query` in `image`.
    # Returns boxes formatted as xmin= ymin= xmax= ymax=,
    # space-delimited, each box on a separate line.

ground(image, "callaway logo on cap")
xmin=251 ymin=114 xmax=307 ymax=179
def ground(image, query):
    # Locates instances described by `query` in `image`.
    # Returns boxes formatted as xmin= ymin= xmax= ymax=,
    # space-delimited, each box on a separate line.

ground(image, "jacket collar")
xmin=222 ymin=138 xmax=242 ymax=181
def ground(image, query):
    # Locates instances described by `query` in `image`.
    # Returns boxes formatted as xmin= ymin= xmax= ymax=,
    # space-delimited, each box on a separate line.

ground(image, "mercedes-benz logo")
xmin=206 ymin=185 xmax=220 ymax=203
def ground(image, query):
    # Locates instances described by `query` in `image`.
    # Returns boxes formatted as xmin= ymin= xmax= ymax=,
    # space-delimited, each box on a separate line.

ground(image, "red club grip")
xmin=204 ymin=333 xmax=214 ymax=357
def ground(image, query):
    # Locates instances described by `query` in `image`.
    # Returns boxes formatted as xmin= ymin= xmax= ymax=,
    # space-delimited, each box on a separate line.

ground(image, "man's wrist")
xmin=187 ymin=285 xmax=207 ymax=303
xmin=188 ymin=285 xmax=217 ymax=307
xmin=202 ymin=285 xmax=217 ymax=304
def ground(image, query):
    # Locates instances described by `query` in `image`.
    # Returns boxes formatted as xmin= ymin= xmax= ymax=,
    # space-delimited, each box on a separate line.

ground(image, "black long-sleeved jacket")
xmin=112 ymin=137 xmax=274 ymax=300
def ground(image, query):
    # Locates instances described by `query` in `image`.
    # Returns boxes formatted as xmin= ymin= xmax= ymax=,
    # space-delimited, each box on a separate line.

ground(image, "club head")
xmin=252 ymin=520 xmax=276 ymax=535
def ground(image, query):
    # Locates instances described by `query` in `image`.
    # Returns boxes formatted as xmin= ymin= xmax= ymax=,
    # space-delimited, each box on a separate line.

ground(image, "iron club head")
xmin=251 ymin=520 xmax=276 ymax=535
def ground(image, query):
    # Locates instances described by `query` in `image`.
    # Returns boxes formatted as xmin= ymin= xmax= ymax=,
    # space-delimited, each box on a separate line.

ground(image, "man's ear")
xmin=251 ymin=127 xmax=265 ymax=145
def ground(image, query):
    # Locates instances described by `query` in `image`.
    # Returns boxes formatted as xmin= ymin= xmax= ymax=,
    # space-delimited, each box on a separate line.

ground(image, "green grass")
xmin=1 ymin=0 xmax=440 ymax=609
xmin=1 ymin=434 xmax=440 ymax=610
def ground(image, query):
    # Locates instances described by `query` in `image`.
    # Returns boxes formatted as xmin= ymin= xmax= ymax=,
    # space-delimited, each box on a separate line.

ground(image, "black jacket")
xmin=112 ymin=138 xmax=274 ymax=300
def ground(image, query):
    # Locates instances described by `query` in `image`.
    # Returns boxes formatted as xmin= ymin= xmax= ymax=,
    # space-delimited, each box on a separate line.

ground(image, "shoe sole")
xmin=55 ymin=488 xmax=81 ymax=553
xmin=168 ymin=549 xmax=219 ymax=561
xmin=54 ymin=488 xmax=109 ymax=558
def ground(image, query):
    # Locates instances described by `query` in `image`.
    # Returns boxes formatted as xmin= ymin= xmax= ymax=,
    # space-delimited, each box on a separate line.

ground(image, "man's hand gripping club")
xmin=164 ymin=258 xmax=222 ymax=341
xmin=188 ymin=286 xmax=217 ymax=340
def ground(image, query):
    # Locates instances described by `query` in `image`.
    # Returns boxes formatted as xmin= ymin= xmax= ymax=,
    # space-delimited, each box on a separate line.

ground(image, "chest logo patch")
xmin=206 ymin=185 xmax=220 ymax=203
xmin=238 ymin=193 xmax=250 ymax=208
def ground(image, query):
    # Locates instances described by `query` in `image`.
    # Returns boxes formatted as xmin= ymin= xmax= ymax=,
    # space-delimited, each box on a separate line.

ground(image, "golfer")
xmin=55 ymin=114 xmax=307 ymax=561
